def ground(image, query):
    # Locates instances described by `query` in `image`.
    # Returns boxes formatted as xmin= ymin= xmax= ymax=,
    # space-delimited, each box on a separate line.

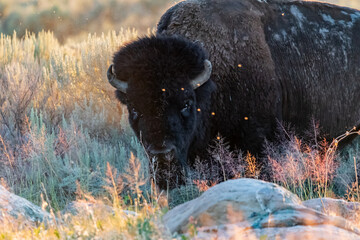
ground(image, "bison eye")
xmin=181 ymin=100 xmax=192 ymax=117
xmin=131 ymin=107 xmax=139 ymax=121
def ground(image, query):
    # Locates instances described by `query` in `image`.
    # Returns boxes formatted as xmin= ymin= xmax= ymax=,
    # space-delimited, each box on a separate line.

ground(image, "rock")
xmin=304 ymin=198 xmax=360 ymax=227
xmin=163 ymin=179 xmax=360 ymax=239
xmin=163 ymin=178 xmax=301 ymax=233
xmin=195 ymin=224 xmax=360 ymax=240
xmin=0 ymin=186 xmax=51 ymax=224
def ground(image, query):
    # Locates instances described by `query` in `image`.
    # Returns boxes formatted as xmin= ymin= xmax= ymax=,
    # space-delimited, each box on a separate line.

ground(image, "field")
xmin=1 ymin=0 xmax=360 ymax=239
xmin=321 ymin=0 xmax=360 ymax=9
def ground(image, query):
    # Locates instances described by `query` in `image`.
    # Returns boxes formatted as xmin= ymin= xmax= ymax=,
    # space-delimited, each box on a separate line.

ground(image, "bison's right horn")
xmin=107 ymin=64 xmax=128 ymax=93
xmin=190 ymin=60 xmax=212 ymax=89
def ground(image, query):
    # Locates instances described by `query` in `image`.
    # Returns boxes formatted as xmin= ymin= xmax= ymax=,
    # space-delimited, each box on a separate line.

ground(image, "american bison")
xmin=108 ymin=0 xmax=360 ymax=188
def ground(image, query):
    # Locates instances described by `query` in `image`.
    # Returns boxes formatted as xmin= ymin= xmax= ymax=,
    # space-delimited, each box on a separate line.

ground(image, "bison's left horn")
xmin=107 ymin=64 xmax=128 ymax=93
xmin=190 ymin=60 xmax=212 ymax=89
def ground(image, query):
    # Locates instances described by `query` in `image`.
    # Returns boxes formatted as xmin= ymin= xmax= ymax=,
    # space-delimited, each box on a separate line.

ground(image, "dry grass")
xmin=0 ymin=28 xmax=175 ymax=239
xmin=0 ymin=176 xmax=169 ymax=240
xmin=314 ymin=0 xmax=360 ymax=9
xmin=266 ymin=134 xmax=338 ymax=200
xmin=0 ymin=0 xmax=174 ymax=43
xmin=0 ymin=29 xmax=147 ymax=209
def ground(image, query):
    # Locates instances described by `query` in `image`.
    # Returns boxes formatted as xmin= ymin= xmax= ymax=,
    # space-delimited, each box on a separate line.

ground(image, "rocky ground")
xmin=164 ymin=179 xmax=360 ymax=239
xmin=2 ymin=179 xmax=360 ymax=239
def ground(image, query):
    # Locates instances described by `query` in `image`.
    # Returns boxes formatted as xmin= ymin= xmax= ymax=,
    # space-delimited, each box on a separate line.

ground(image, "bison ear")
xmin=115 ymin=90 xmax=128 ymax=105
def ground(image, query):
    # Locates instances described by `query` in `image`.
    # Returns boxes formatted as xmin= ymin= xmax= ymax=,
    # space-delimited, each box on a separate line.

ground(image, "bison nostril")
xmin=148 ymin=143 xmax=175 ymax=155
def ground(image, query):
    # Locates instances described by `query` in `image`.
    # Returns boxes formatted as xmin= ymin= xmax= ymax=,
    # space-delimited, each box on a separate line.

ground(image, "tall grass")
xmin=0 ymin=0 xmax=174 ymax=43
xmin=0 ymin=30 xmax=150 ymax=210
xmin=0 ymin=164 xmax=170 ymax=239
xmin=265 ymin=134 xmax=338 ymax=200
xmin=315 ymin=0 xmax=360 ymax=9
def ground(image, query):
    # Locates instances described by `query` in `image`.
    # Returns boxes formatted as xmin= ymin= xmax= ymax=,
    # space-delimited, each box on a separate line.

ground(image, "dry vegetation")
xmin=0 ymin=0 xmax=174 ymax=43
xmin=1 ymin=0 xmax=360 ymax=239
xmin=316 ymin=0 xmax=360 ymax=9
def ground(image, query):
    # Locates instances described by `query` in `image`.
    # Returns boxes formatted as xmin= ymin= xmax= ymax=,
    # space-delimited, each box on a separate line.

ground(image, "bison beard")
xmin=108 ymin=0 xmax=360 ymax=189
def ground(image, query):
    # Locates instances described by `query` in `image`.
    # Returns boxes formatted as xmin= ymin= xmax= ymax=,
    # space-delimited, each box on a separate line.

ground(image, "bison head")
xmin=107 ymin=35 xmax=216 ymax=189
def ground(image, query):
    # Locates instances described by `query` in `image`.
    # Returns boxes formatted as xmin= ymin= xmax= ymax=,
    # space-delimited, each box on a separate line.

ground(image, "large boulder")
xmin=304 ymin=198 xmax=360 ymax=227
xmin=0 ymin=186 xmax=51 ymax=224
xmin=163 ymin=179 xmax=360 ymax=239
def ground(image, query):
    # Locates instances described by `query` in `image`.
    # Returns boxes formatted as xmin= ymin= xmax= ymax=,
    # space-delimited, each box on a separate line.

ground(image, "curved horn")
xmin=107 ymin=64 xmax=128 ymax=93
xmin=190 ymin=60 xmax=212 ymax=89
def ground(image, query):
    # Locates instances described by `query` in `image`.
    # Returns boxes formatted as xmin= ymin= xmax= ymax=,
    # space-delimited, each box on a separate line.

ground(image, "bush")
xmin=0 ymin=30 xmax=148 ymax=210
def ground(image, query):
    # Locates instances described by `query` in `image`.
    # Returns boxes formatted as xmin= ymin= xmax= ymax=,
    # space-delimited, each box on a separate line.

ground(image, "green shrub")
xmin=0 ymin=30 xmax=148 ymax=210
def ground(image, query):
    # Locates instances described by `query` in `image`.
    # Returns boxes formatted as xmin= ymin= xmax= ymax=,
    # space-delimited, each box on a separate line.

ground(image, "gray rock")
xmin=0 ymin=186 xmax=52 ymax=224
xmin=304 ymin=198 xmax=360 ymax=227
xmin=163 ymin=179 xmax=302 ymax=233
xmin=195 ymin=224 xmax=360 ymax=240
xmin=163 ymin=179 xmax=360 ymax=239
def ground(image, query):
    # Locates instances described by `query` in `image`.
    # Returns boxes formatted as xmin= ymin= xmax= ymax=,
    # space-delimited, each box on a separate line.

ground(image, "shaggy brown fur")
xmin=158 ymin=0 xmax=360 ymax=147
xmin=111 ymin=0 xmax=360 ymax=188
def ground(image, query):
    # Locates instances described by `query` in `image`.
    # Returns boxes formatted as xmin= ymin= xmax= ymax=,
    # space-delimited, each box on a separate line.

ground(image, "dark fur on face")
xmin=112 ymin=35 xmax=216 ymax=188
